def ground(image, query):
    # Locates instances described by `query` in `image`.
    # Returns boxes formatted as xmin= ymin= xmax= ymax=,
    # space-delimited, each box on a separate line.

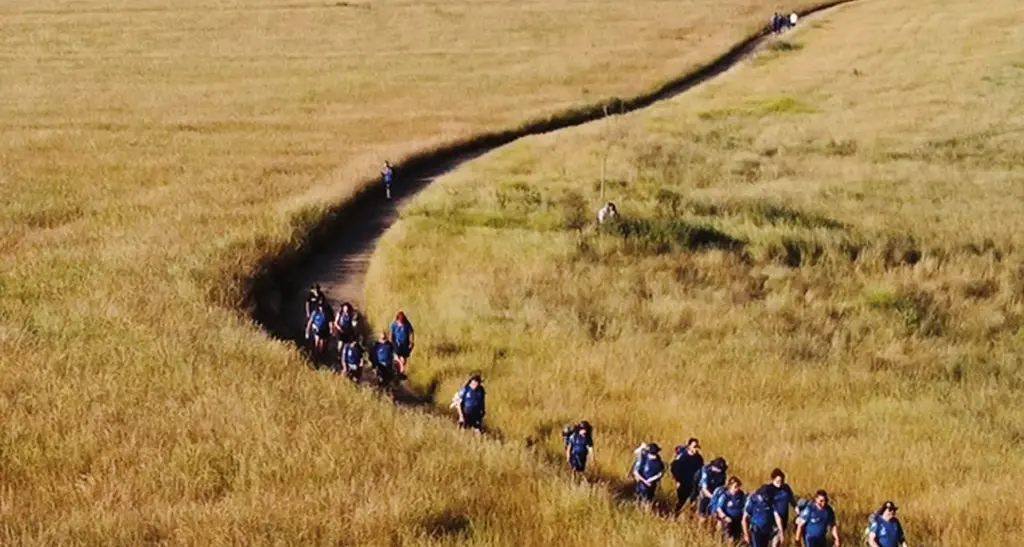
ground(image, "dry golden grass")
xmin=367 ymin=0 xmax=1024 ymax=545
xmin=0 ymin=0 xmax=832 ymax=545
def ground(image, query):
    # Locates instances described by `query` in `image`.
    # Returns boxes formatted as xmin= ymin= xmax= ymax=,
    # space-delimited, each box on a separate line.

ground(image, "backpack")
xmin=628 ymin=444 xmax=648 ymax=478
xmin=708 ymin=486 xmax=726 ymax=515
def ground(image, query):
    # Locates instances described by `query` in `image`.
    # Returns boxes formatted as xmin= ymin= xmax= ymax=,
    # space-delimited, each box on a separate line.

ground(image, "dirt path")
xmin=252 ymin=1 xmax=855 ymax=346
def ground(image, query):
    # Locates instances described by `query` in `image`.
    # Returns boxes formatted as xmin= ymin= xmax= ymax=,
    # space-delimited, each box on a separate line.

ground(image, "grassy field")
xmin=366 ymin=0 xmax=1024 ymax=544
xmin=0 ymin=0 xmax=831 ymax=545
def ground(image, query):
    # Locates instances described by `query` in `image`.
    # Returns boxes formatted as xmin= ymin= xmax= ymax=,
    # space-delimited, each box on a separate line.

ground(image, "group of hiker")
xmin=558 ymin=426 xmax=907 ymax=547
xmin=303 ymin=285 xmax=414 ymax=384
xmin=771 ymin=11 xmax=799 ymax=33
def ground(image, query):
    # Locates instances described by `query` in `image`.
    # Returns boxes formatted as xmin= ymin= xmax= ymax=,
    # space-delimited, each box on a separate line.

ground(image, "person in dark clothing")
xmin=564 ymin=421 xmax=594 ymax=473
xmin=671 ymin=437 xmax=704 ymax=516
xmin=455 ymin=375 xmax=486 ymax=431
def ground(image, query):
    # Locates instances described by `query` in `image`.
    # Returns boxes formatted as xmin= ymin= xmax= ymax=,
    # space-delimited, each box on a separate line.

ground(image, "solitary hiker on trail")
xmin=339 ymin=339 xmax=365 ymax=381
xmin=795 ymin=490 xmax=839 ymax=547
xmin=390 ymin=311 xmax=414 ymax=377
xmin=670 ymin=437 xmax=704 ymax=516
xmin=452 ymin=374 xmax=486 ymax=431
xmin=333 ymin=302 xmax=359 ymax=343
xmin=563 ymin=421 xmax=594 ymax=473
xmin=715 ymin=476 xmax=747 ymax=545
xmin=633 ymin=443 xmax=665 ymax=510
xmin=370 ymin=330 xmax=397 ymax=386
xmin=743 ymin=484 xmax=785 ymax=547
xmin=306 ymin=301 xmax=330 ymax=356
xmin=382 ymin=160 xmax=394 ymax=200
xmin=697 ymin=457 xmax=728 ymax=524
xmin=768 ymin=468 xmax=797 ymax=545
xmin=597 ymin=201 xmax=618 ymax=225
xmin=867 ymin=501 xmax=906 ymax=547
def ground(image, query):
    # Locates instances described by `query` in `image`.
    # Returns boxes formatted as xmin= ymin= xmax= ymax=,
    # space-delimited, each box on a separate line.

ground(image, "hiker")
xmin=370 ymin=330 xmax=396 ymax=386
xmin=789 ymin=12 xmax=799 ymax=28
xmin=770 ymin=12 xmax=782 ymax=33
xmin=333 ymin=302 xmax=359 ymax=343
xmin=452 ymin=374 xmax=486 ymax=430
xmin=339 ymin=339 xmax=365 ymax=381
xmin=628 ymin=443 xmax=649 ymax=478
xmin=714 ymin=476 xmax=747 ymax=545
xmin=381 ymin=160 xmax=394 ymax=200
xmin=306 ymin=301 xmax=330 ymax=355
xmin=670 ymin=437 xmax=704 ymax=515
xmin=743 ymin=484 xmax=785 ymax=547
xmin=597 ymin=201 xmax=618 ymax=224
xmin=867 ymin=501 xmax=906 ymax=547
xmin=697 ymin=457 xmax=728 ymax=524
xmin=304 ymin=284 xmax=324 ymax=320
xmin=632 ymin=443 xmax=665 ymax=509
xmin=563 ymin=421 xmax=594 ymax=473
xmin=795 ymin=490 xmax=839 ymax=547
xmin=390 ymin=311 xmax=414 ymax=377
xmin=768 ymin=468 xmax=797 ymax=545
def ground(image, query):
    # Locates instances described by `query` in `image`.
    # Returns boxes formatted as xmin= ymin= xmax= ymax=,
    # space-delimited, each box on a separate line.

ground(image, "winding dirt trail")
xmin=252 ymin=1 xmax=855 ymax=345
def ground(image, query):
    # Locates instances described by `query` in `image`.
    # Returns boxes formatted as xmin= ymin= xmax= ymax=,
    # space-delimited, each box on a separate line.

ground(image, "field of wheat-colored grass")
xmin=366 ymin=0 xmax=1024 ymax=545
xmin=0 ymin=0 xmax=836 ymax=544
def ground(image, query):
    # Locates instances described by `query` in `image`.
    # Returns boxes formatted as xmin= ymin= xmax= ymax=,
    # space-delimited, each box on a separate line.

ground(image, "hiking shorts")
xmin=635 ymin=482 xmax=656 ymax=502
xmin=749 ymin=528 xmax=774 ymax=547
xmin=720 ymin=518 xmax=743 ymax=541
xmin=697 ymin=496 xmax=713 ymax=516
xmin=569 ymin=451 xmax=588 ymax=472
xmin=803 ymin=537 xmax=827 ymax=547
xmin=462 ymin=408 xmax=484 ymax=430
xmin=395 ymin=344 xmax=412 ymax=359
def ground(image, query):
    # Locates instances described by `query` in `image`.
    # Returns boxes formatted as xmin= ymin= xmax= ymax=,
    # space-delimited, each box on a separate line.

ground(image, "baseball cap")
xmin=882 ymin=500 xmax=899 ymax=511
xmin=647 ymin=443 xmax=661 ymax=454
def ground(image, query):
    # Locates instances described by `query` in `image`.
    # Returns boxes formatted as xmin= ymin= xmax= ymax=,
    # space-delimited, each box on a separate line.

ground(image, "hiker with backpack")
xmin=697 ymin=457 xmax=728 ymax=525
xmin=632 ymin=443 xmax=665 ymax=510
xmin=370 ymin=330 xmax=397 ymax=387
xmin=767 ymin=468 xmax=797 ymax=545
xmin=714 ymin=476 xmax=747 ymax=545
xmin=795 ymin=490 xmax=839 ymax=547
xmin=304 ymin=285 xmax=323 ymax=320
xmin=381 ymin=160 xmax=394 ymax=200
xmin=390 ymin=311 xmax=414 ymax=377
xmin=333 ymin=302 xmax=359 ymax=344
xmin=670 ymin=438 xmax=704 ymax=516
xmin=743 ymin=484 xmax=785 ymax=547
xmin=597 ymin=201 xmax=618 ymax=225
xmin=867 ymin=501 xmax=906 ymax=547
xmin=452 ymin=374 xmax=486 ymax=430
xmin=339 ymin=339 xmax=365 ymax=382
xmin=305 ymin=301 xmax=330 ymax=357
xmin=563 ymin=421 xmax=594 ymax=473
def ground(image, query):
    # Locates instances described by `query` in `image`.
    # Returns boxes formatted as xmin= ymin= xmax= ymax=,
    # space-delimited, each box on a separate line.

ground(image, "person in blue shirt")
xmin=743 ymin=484 xmax=785 ymax=547
xmin=455 ymin=374 xmax=486 ymax=430
xmin=390 ymin=311 xmax=415 ymax=377
xmin=632 ymin=443 xmax=665 ymax=511
xmin=768 ymin=468 xmax=797 ymax=544
xmin=371 ymin=331 xmax=396 ymax=386
xmin=697 ymin=457 xmax=728 ymax=525
xmin=564 ymin=421 xmax=594 ymax=473
xmin=333 ymin=302 xmax=359 ymax=344
xmin=715 ymin=476 xmax=746 ymax=545
xmin=339 ymin=340 xmax=365 ymax=381
xmin=796 ymin=490 xmax=839 ymax=547
xmin=381 ymin=161 xmax=394 ymax=200
xmin=305 ymin=302 xmax=330 ymax=356
xmin=868 ymin=501 xmax=906 ymax=547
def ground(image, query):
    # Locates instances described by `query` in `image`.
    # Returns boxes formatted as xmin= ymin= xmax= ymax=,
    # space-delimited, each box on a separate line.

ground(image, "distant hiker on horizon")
xmin=563 ymin=420 xmax=594 ymax=473
xmin=451 ymin=374 xmax=486 ymax=431
xmin=597 ymin=201 xmax=618 ymax=224
xmin=390 ymin=311 xmax=414 ymax=378
xmin=632 ymin=443 xmax=665 ymax=511
xmin=771 ymin=12 xmax=783 ymax=33
xmin=795 ymin=490 xmax=840 ymax=547
xmin=382 ymin=160 xmax=394 ymax=200
xmin=671 ymin=438 xmax=704 ymax=516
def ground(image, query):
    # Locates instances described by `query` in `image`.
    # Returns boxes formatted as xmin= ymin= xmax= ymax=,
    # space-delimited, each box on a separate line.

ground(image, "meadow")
xmin=366 ymin=0 xmax=1024 ymax=544
xmin=0 ymin=0 xmax=834 ymax=544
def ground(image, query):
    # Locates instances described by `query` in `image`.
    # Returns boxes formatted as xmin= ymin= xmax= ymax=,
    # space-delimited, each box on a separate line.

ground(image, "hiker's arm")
xmin=565 ymin=445 xmax=571 ymax=462
xmin=795 ymin=521 xmax=805 ymax=543
xmin=773 ymin=511 xmax=785 ymax=543
xmin=831 ymin=522 xmax=841 ymax=547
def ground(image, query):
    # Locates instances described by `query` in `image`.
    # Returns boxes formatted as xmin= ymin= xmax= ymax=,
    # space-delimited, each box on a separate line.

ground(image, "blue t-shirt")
xmin=637 ymin=455 xmax=665 ymax=482
xmin=391 ymin=319 xmax=413 ymax=347
xmin=310 ymin=309 xmax=326 ymax=329
xmin=718 ymin=489 xmax=746 ymax=520
xmin=772 ymin=484 xmax=796 ymax=520
xmin=373 ymin=341 xmax=394 ymax=366
xmin=744 ymin=488 xmax=777 ymax=530
xmin=699 ymin=466 xmax=726 ymax=495
xmin=337 ymin=311 xmax=354 ymax=330
xmin=342 ymin=343 xmax=363 ymax=366
xmin=459 ymin=385 xmax=485 ymax=412
xmin=869 ymin=517 xmax=905 ymax=547
xmin=567 ymin=431 xmax=593 ymax=455
xmin=798 ymin=504 xmax=836 ymax=540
